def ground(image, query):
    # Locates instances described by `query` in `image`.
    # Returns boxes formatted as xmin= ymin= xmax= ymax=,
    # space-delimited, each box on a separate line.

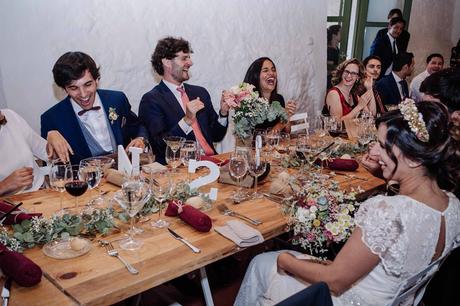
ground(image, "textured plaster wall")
xmin=408 ymin=0 xmax=460 ymax=76
xmin=0 ymin=0 xmax=326 ymax=151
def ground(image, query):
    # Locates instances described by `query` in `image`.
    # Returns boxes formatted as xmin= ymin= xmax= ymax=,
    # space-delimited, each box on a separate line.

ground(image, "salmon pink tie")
xmin=177 ymin=87 xmax=214 ymax=156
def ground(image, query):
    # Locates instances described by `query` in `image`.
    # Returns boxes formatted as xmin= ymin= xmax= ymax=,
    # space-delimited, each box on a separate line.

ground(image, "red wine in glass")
xmin=65 ymin=181 xmax=88 ymax=196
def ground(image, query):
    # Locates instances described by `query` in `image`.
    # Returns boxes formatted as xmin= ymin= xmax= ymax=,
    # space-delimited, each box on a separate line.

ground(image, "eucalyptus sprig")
xmin=9 ymin=208 xmax=115 ymax=250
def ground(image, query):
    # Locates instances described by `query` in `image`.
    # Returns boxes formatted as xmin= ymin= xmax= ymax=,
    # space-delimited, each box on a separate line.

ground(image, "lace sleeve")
xmin=355 ymin=196 xmax=407 ymax=276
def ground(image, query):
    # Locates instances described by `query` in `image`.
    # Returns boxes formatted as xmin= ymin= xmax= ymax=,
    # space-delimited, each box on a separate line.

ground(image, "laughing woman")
xmin=235 ymin=101 xmax=460 ymax=305
xmin=325 ymin=58 xmax=376 ymax=120
xmin=243 ymin=57 xmax=296 ymax=132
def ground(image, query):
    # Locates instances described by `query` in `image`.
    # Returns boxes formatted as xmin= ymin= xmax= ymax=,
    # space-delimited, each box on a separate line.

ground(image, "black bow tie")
xmin=0 ymin=116 xmax=7 ymax=126
xmin=78 ymin=106 xmax=101 ymax=116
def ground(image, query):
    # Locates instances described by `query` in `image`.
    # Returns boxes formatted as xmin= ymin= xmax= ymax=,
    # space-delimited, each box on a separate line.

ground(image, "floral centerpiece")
xmin=283 ymin=177 xmax=361 ymax=258
xmin=224 ymin=83 xmax=288 ymax=140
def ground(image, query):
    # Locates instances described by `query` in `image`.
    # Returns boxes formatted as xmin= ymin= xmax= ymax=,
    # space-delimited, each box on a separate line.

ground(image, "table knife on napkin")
xmin=1 ymin=277 xmax=12 ymax=306
xmin=167 ymin=228 xmax=201 ymax=253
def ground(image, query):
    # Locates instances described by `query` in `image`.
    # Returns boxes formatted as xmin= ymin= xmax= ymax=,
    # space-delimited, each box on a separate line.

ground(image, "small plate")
xmin=43 ymin=238 xmax=92 ymax=259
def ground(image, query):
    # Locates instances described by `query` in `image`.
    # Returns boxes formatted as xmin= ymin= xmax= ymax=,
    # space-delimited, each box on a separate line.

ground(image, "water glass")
xmin=247 ymin=149 xmax=267 ymax=198
xmin=150 ymin=170 xmax=172 ymax=228
xmin=229 ymin=150 xmax=249 ymax=201
xmin=49 ymin=161 xmax=71 ymax=215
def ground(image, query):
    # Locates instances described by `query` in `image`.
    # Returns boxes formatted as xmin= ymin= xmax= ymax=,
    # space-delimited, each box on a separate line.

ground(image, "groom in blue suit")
xmin=41 ymin=52 xmax=147 ymax=164
xmin=139 ymin=37 xmax=229 ymax=164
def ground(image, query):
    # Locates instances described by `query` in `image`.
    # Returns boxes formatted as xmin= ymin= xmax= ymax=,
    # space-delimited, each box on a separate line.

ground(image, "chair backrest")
xmin=289 ymin=112 xmax=309 ymax=134
xmin=387 ymin=251 xmax=451 ymax=306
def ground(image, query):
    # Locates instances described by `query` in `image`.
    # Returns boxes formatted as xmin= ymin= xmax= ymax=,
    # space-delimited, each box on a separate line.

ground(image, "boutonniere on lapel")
xmin=108 ymin=107 xmax=119 ymax=124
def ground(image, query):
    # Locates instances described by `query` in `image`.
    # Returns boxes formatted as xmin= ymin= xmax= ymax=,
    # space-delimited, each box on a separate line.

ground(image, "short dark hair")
xmin=388 ymin=8 xmax=403 ymax=19
xmin=393 ymin=52 xmax=414 ymax=71
xmin=52 ymin=52 xmax=100 ymax=88
xmin=243 ymin=57 xmax=278 ymax=101
xmin=363 ymin=55 xmax=382 ymax=67
xmin=376 ymin=101 xmax=460 ymax=192
xmin=426 ymin=53 xmax=444 ymax=64
xmin=389 ymin=17 xmax=406 ymax=27
xmin=327 ymin=25 xmax=341 ymax=44
xmin=151 ymin=37 xmax=192 ymax=76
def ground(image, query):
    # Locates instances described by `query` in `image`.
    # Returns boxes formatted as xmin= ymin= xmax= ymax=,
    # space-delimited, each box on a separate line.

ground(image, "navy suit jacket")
xmin=369 ymin=33 xmax=402 ymax=79
xmin=138 ymin=81 xmax=227 ymax=164
xmin=375 ymin=73 xmax=402 ymax=106
xmin=41 ymin=89 xmax=147 ymax=164
xmin=376 ymin=28 xmax=410 ymax=52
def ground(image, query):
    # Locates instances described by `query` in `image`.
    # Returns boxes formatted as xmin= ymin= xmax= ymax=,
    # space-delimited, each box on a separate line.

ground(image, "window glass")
xmin=367 ymin=0 xmax=404 ymax=22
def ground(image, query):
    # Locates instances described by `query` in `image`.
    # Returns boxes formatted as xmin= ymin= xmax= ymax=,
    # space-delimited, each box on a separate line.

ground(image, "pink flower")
xmin=307 ymin=199 xmax=316 ymax=207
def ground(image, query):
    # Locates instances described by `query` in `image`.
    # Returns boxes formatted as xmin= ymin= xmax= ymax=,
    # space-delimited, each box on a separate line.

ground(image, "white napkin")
xmin=215 ymin=220 xmax=264 ymax=247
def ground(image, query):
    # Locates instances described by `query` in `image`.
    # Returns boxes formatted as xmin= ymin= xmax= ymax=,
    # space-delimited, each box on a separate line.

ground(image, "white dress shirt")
xmin=0 ymin=109 xmax=47 ymax=193
xmin=70 ymin=93 xmax=113 ymax=152
xmin=162 ymin=79 xmax=227 ymax=135
xmin=385 ymin=33 xmax=398 ymax=76
xmin=410 ymin=70 xmax=430 ymax=102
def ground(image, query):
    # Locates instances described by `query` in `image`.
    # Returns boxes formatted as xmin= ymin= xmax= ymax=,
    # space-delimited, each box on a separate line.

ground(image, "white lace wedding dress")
xmin=234 ymin=192 xmax=460 ymax=306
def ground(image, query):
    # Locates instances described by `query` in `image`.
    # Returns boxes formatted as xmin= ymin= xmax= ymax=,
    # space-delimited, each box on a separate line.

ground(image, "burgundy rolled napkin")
xmin=316 ymin=158 xmax=359 ymax=171
xmin=0 ymin=243 xmax=42 ymax=287
xmin=0 ymin=201 xmax=42 ymax=225
xmin=199 ymin=155 xmax=229 ymax=167
xmin=165 ymin=200 xmax=212 ymax=232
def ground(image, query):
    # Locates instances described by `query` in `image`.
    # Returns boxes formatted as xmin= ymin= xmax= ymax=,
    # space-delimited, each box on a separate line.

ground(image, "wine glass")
xmin=140 ymin=141 xmax=156 ymax=186
xmin=112 ymin=180 xmax=150 ymax=250
xmin=64 ymin=165 xmax=88 ymax=213
xmin=275 ymin=132 xmax=290 ymax=169
xmin=247 ymin=149 xmax=267 ymax=199
xmin=79 ymin=156 xmax=114 ymax=206
xmin=180 ymin=140 xmax=197 ymax=181
xmin=295 ymin=134 xmax=310 ymax=176
xmin=150 ymin=169 xmax=172 ymax=228
xmin=313 ymin=115 xmax=327 ymax=137
xmin=49 ymin=160 xmax=72 ymax=216
xmin=164 ymin=136 xmax=185 ymax=173
xmin=229 ymin=150 xmax=249 ymax=202
xmin=79 ymin=159 xmax=102 ymax=208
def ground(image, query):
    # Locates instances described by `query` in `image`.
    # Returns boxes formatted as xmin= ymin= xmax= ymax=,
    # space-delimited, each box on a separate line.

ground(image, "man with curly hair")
xmin=139 ymin=37 xmax=229 ymax=164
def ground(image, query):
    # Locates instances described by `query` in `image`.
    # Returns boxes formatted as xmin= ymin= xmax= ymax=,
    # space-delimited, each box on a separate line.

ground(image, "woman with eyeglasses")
xmin=324 ymin=58 xmax=377 ymax=121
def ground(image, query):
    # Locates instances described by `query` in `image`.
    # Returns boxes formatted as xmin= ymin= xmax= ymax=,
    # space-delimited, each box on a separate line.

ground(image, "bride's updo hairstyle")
xmin=376 ymin=101 xmax=460 ymax=192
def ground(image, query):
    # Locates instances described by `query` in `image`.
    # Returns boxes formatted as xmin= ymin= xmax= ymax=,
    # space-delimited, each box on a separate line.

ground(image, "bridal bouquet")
xmin=223 ymin=83 xmax=288 ymax=140
xmin=284 ymin=177 xmax=361 ymax=257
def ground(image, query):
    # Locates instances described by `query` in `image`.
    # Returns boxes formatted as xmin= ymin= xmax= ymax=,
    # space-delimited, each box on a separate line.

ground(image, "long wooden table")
xmin=4 ymin=162 xmax=384 ymax=306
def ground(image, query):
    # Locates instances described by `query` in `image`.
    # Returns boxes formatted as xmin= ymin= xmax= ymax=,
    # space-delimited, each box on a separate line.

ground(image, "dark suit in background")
xmin=376 ymin=28 xmax=410 ymax=52
xmin=139 ymin=81 xmax=227 ymax=164
xmin=41 ymin=89 xmax=147 ymax=164
xmin=375 ymin=73 xmax=403 ymax=106
xmin=369 ymin=34 xmax=402 ymax=79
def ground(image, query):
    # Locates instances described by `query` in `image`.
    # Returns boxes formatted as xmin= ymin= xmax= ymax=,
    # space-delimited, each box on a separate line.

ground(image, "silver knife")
xmin=2 ymin=277 xmax=12 ymax=306
xmin=167 ymin=228 xmax=201 ymax=253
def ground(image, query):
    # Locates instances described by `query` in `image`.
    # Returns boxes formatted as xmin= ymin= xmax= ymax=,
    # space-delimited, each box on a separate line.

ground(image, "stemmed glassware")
xmin=150 ymin=169 xmax=172 ymax=228
xmin=180 ymin=140 xmax=197 ymax=182
xmin=295 ymin=134 xmax=311 ymax=176
xmin=49 ymin=160 xmax=72 ymax=216
xmin=112 ymin=180 xmax=150 ymax=250
xmin=79 ymin=159 xmax=102 ymax=209
xmin=229 ymin=150 xmax=249 ymax=202
xmin=64 ymin=165 xmax=88 ymax=213
xmin=79 ymin=156 xmax=114 ymax=206
xmin=164 ymin=136 xmax=185 ymax=173
xmin=140 ymin=141 xmax=156 ymax=185
xmin=247 ymin=149 xmax=267 ymax=199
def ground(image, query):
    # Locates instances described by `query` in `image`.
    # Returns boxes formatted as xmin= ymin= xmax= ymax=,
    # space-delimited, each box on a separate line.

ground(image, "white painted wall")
xmin=408 ymin=0 xmax=460 ymax=76
xmin=0 ymin=0 xmax=326 ymax=149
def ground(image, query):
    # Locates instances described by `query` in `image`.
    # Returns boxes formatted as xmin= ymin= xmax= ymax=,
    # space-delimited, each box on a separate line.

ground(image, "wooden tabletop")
xmin=4 ymin=158 xmax=384 ymax=306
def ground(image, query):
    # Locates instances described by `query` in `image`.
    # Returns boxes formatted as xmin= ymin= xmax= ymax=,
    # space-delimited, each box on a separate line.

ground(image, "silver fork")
xmin=104 ymin=243 xmax=139 ymax=275
xmin=217 ymin=204 xmax=262 ymax=226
